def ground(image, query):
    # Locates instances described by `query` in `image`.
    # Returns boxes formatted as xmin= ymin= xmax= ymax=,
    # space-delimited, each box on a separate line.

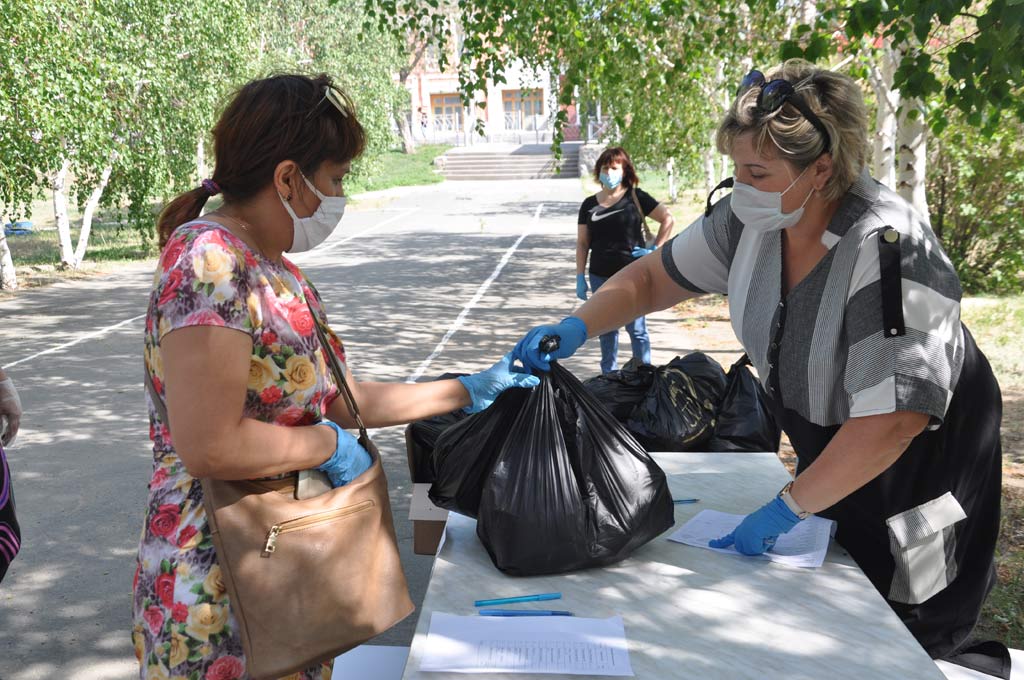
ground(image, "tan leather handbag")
xmin=145 ymin=306 xmax=414 ymax=679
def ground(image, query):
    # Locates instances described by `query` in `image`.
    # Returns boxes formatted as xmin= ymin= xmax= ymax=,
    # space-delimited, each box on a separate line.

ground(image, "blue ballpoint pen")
xmin=673 ymin=498 xmax=700 ymax=504
xmin=474 ymin=592 xmax=562 ymax=607
xmin=479 ymin=609 xmax=574 ymax=617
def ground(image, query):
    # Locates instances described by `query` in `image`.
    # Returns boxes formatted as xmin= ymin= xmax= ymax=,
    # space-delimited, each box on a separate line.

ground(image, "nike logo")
xmin=590 ymin=208 xmax=625 ymax=222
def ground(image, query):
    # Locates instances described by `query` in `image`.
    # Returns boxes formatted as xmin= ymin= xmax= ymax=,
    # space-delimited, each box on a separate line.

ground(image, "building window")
xmin=502 ymin=89 xmax=545 ymax=129
xmin=431 ymin=93 xmax=463 ymax=131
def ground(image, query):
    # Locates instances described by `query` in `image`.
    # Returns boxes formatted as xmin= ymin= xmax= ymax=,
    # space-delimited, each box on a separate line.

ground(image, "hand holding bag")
xmin=145 ymin=300 xmax=413 ymax=679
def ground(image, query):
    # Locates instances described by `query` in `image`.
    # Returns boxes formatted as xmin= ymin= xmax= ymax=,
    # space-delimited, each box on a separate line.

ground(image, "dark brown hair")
xmin=592 ymin=147 xmax=640 ymax=188
xmin=156 ymin=74 xmax=366 ymax=247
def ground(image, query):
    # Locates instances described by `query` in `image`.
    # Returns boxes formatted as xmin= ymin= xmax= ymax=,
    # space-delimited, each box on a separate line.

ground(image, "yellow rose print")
xmin=247 ymin=293 xmax=263 ymax=328
xmin=146 ymin=662 xmax=170 ymax=680
xmin=203 ymin=564 xmax=227 ymax=601
xmin=284 ymin=355 xmax=317 ymax=392
xmin=185 ymin=603 xmax=228 ymax=641
xmin=146 ymin=345 xmax=164 ymax=382
xmin=132 ymin=623 xmax=145 ymax=662
xmin=247 ymin=355 xmax=280 ymax=392
xmin=168 ymin=630 xmax=189 ymax=668
xmin=192 ymin=244 xmax=234 ymax=287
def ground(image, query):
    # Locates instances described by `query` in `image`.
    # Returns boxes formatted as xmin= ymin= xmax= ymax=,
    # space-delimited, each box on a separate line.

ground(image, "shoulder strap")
xmin=630 ymin=187 xmax=654 ymax=242
xmin=877 ymin=226 xmax=905 ymax=338
xmin=306 ymin=299 xmax=370 ymax=438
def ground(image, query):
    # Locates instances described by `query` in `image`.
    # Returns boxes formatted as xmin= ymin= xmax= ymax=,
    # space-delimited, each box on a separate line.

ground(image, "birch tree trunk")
xmin=896 ymin=97 xmax=929 ymax=218
xmin=196 ymin=136 xmax=207 ymax=184
xmin=704 ymin=131 xmax=718 ymax=196
xmin=0 ymin=232 xmax=18 ymax=290
xmin=73 ymin=163 xmax=113 ymax=266
xmin=395 ymin=109 xmax=416 ymax=154
xmin=52 ymin=158 xmax=76 ymax=269
xmin=667 ymin=157 xmax=677 ymax=202
xmin=869 ymin=46 xmax=899 ymax=189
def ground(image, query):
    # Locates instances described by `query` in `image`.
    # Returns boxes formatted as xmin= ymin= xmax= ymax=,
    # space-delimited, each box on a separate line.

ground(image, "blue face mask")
xmin=599 ymin=169 xmax=623 ymax=190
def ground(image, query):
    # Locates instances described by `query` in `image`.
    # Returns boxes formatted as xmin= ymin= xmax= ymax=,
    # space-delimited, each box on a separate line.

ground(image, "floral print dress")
xmin=133 ymin=221 xmax=347 ymax=680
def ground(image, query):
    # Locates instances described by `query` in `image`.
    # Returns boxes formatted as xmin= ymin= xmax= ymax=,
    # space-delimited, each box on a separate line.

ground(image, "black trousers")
xmin=773 ymin=326 xmax=1003 ymax=659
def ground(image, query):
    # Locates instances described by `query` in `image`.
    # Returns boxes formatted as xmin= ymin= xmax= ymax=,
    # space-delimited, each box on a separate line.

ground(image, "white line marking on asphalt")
xmin=3 ymin=210 xmax=414 ymax=370
xmin=405 ymin=203 xmax=544 ymax=383
xmin=3 ymin=314 xmax=147 ymax=369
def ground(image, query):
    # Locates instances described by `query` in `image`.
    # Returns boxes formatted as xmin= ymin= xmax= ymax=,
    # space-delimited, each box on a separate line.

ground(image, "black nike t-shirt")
xmin=578 ymin=187 xmax=660 ymax=277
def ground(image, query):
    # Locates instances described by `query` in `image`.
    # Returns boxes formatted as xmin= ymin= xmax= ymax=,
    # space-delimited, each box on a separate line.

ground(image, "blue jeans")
xmin=589 ymin=273 xmax=651 ymax=373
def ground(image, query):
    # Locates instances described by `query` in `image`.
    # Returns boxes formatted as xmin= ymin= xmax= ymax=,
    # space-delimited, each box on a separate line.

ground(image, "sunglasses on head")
xmin=305 ymin=85 xmax=353 ymax=121
xmin=737 ymin=70 xmax=831 ymax=154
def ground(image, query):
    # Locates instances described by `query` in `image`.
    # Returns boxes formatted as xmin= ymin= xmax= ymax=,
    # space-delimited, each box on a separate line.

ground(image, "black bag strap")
xmin=877 ymin=226 xmax=905 ymax=338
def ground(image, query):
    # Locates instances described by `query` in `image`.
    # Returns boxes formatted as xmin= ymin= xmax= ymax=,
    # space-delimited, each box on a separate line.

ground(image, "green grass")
xmin=961 ymin=294 xmax=1024 ymax=389
xmin=346 ymin=144 xmax=451 ymax=195
xmin=7 ymin=221 xmax=157 ymax=267
xmin=976 ymin=486 xmax=1024 ymax=648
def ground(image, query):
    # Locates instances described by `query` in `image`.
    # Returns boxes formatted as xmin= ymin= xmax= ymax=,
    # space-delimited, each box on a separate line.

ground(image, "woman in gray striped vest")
xmin=513 ymin=59 xmax=1003 ymax=665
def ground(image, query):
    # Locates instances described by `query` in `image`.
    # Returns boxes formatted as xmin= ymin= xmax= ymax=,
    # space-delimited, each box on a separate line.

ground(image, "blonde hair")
xmin=716 ymin=59 xmax=869 ymax=202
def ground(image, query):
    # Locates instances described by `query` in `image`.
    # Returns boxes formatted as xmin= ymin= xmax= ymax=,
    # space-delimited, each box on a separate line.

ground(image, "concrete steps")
xmin=440 ymin=146 xmax=581 ymax=181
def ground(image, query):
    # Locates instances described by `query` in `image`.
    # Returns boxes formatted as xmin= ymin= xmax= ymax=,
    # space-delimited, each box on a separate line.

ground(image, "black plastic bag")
xmin=705 ymin=355 xmax=781 ymax=452
xmin=625 ymin=353 xmax=727 ymax=451
xmin=475 ymin=362 xmax=674 ymax=576
xmin=428 ymin=387 xmax=531 ymax=517
xmin=404 ymin=373 xmax=468 ymax=484
xmin=582 ymin=358 xmax=656 ymax=420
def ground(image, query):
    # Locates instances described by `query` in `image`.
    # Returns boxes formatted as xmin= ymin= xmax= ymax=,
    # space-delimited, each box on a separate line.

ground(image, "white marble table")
xmin=401 ymin=452 xmax=945 ymax=679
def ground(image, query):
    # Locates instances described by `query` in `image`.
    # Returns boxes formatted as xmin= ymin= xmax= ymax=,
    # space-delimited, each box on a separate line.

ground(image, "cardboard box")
xmin=405 ymin=424 xmax=449 ymax=555
xmin=410 ymin=483 xmax=448 ymax=555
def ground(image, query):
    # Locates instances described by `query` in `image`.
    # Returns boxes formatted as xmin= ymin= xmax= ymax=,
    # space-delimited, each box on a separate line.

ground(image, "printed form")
xmin=668 ymin=509 xmax=836 ymax=568
xmin=419 ymin=613 xmax=634 ymax=675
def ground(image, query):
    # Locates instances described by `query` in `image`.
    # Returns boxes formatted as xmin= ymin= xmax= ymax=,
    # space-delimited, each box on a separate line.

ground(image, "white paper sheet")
xmin=419 ymin=613 xmax=634 ymax=676
xmin=668 ymin=509 xmax=836 ymax=568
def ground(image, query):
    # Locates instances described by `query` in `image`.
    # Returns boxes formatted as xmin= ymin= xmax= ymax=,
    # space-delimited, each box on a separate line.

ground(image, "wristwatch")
xmin=778 ymin=481 xmax=811 ymax=520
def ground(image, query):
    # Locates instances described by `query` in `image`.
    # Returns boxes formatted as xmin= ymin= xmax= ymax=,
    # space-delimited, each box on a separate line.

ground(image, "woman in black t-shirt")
xmin=576 ymin=147 xmax=675 ymax=373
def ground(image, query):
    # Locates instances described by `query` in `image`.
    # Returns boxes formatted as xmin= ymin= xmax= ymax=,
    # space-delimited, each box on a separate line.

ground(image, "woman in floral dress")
xmin=133 ymin=74 xmax=537 ymax=680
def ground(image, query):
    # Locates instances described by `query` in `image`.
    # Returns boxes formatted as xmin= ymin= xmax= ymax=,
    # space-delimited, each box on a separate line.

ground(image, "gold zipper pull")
xmin=262 ymin=525 xmax=281 ymax=557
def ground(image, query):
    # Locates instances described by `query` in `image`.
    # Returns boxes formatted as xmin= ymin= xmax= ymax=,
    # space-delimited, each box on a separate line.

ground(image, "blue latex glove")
xmin=575 ymin=273 xmax=588 ymax=301
xmin=316 ymin=420 xmax=373 ymax=487
xmin=457 ymin=352 xmax=540 ymax=414
xmin=512 ymin=316 xmax=588 ymax=373
xmin=709 ymin=496 xmax=802 ymax=556
xmin=631 ymin=245 xmax=656 ymax=258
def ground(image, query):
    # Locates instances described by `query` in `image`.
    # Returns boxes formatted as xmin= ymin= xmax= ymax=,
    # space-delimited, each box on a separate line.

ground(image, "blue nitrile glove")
xmin=316 ymin=420 xmax=373 ymax=487
xmin=457 ymin=352 xmax=540 ymax=414
xmin=631 ymin=245 xmax=656 ymax=258
xmin=512 ymin=316 xmax=588 ymax=373
xmin=709 ymin=496 xmax=802 ymax=556
xmin=575 ymin=273 xmax=588 ymax=301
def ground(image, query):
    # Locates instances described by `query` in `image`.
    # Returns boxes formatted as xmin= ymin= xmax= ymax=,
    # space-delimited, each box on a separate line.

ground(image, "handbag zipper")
xmin=261 ymin=500 xmax=374 ymax=557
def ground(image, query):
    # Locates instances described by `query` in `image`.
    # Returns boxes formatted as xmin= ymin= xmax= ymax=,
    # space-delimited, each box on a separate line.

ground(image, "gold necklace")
xmin=213 ymin=210 xmax=271 ymax=260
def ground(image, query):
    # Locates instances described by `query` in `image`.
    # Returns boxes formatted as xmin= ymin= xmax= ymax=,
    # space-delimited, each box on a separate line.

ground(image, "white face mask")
xmin=730 ymin=166 xmax=814 ymax=234
xmin=281 ymin=174 xmax=347 ymax=253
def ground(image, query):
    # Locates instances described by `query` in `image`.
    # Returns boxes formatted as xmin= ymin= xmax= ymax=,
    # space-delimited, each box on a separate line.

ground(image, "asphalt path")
xmin=0 ymin=179 xmax=716 ymax=680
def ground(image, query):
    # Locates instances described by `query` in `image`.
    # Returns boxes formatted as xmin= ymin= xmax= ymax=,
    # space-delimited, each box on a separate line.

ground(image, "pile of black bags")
xmin=426 ymin=363 xmax=675 ymax=576
xmin=583 ymin=353 xmax=780 ymax=453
